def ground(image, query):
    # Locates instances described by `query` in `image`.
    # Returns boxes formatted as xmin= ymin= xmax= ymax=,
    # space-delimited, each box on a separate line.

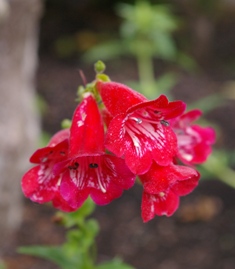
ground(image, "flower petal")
xmin=171 ymin=167 xmax=200 ymax=196
xmin=150 ymin=125 xmax=177 ymax=166
xmin=30 ymin=139 xmax=69 ymax=164
xmin=52 ymin=191 xmax=77 ymax=212
xmin=141 ymin=190 xmax=179 ymax=222
xmin=139 ymin=162 xmax=199 ymax=221
xmin=48 ymin=129 xmax=70 ymax=147
xmin=60 ymin=154 xmax=135 ymax=206
xmin=22 ymin=166 xmax=41 ymax=198
xmin=97 ymin=81 xmax=146 ymax=116
xmin=105 ymin=114 xmax=177 ymax=173
xmin=141 ymin=192 xmax=155 ymax=222
xmin=105 ymin=113 xmax=129 ymax=157
xmin=105 ymin=114 xmax=153 ymax=174
xmin=170 ymin=109 xmax=216 ymax=165
xmin=89 ymin=155 xmax=135 ymax=204
xmin=154 ymin=190 xmax=179 ymax=216
xmin=90 ymin=184 xmax=123 ymax=205
xmin=101 ymin=107 xmax=113 ymax=128
xmin=140 ymin=162 xmax=200 ymax=195
xmin=60 ymin=169 xmax=90 ymax=209
xmin=69 ymin=93 xmax=104 ymax=157
xmin=128 ymin=95 xmax=186 ymax=120
xmin=104 ymin=155 xmax=136 ymax=189
xmin=179 ymin=109 xmax=202 ymax=125
xmin=21 ymin=166 xmax=58 ymax=203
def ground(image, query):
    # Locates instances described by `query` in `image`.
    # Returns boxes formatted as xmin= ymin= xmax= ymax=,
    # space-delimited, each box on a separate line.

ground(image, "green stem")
xmin=202 ymin=155 xmax=235 ymax=189
xmin=136 ymin=51 xmax=157 ymax=98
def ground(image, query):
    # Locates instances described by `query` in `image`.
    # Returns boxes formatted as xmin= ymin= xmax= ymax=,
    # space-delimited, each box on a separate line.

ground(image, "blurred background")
xmin=1 ymin=0 xmax=235 ymax=268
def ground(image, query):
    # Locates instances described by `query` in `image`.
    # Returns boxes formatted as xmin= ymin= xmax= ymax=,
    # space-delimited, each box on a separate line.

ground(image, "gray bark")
xmin=0 ymin=0 xmax=42 ymax=252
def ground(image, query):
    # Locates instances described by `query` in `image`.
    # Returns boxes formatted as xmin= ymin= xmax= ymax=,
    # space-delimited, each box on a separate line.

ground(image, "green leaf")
xmin=82 ymin=41 xmax=125 ymax=63
xmin=97 ymin=258 xmax=135 ymax=269
xmin=18 ymin=246 xmax=78 ymax=269
xmin=152 ymin=32 xmax=176 ymax=60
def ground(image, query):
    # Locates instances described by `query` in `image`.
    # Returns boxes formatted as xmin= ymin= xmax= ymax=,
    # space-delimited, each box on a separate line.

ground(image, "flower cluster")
xmin=22 ymin=73 xmax=215 ymax=222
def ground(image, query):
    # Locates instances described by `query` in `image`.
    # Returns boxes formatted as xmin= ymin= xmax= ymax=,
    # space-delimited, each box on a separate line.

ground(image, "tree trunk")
xmin=0 ymin=0 xmax=42 ymax=253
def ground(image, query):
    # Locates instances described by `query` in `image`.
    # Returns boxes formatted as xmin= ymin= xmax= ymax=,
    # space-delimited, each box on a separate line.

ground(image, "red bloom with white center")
xmin=139 ymin=162 xmax=200 ymax=222
xmin=96 ymin=81 xmax=186 ymax=174
xmin=170 ymin=109 xmax=216 ymax=165
xmin=21 ymin=129 xmax=74 ymax=212
xmin=57 ymin=93 xmax=136 ymax=209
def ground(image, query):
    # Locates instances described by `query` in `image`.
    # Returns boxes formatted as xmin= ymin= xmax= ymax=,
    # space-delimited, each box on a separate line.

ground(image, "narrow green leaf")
xmin=18 ymin=246 xmax=78 ymax=269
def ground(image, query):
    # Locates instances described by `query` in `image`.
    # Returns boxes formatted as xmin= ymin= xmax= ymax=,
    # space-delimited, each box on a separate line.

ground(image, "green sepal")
xmin=96 ymin=74 xmax=110 ymax=82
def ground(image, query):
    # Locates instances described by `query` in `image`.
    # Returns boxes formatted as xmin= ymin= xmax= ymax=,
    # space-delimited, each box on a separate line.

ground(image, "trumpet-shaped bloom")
xmin=57 ymin=93 xmax=136 ymax=209
xmin=170 ymin=109 xmax=216 ymax=165
xmin=139 ymin=162 xmax=200 ymax=222
xmin=21 ymin=129 xmax=74 ymax=211
xmin=97 ymin=81 xmax=186 ymax=174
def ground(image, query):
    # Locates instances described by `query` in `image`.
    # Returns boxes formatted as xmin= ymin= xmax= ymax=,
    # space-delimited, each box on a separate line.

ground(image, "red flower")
xmin=57 ymin=93 xmax=136 ymax=209
xmin=170 ymin=109 xmax=216 ymax=165
xmin=97 ymin=81 xmax=186 ymax=174
xmin=21 ymin=129 xmax=74 ymax=211
xmin=139 ymin=162 xmax=200 ymax=222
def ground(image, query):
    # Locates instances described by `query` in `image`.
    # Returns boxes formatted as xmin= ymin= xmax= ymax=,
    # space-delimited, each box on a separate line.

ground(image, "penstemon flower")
xmin=54 ymin=93 xmax=136 ymax=209
xmin=21 ymin=129 xmax=75 ymax=211
xmin=21 ymin=64 xmax=216 ymax=222
xmin=96 ymin=81 xmax=186 ymax=174
xmin=170 ymin=109 xmax=216 ymax=165
xmin=139 ymin=162 xmax=200 ymax=222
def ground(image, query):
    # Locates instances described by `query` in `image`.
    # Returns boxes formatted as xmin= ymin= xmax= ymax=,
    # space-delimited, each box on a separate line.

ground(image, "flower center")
xmin=89 ymin=163 xmax=99 ymax=168
xmin=125 ymin=110 xmax=167 ymax=151
xmin=68 ymin=157 xmax=107 ymax=193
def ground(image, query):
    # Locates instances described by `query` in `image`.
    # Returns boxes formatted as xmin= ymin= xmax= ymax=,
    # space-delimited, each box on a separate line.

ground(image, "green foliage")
xmin=19 ymin=246 xmax=77 ymax=269
xmin=126 ymin=72 xmax=178 ymax=98
xmin=84 ymin=0 xmax=179 ymax=63
xmin=18 ymin=198 xmax=135 ymax=269
xmin=200 ymin=150 xmax=235 ymax=189
xmin=83 ymin=0 xmax=196 ymax=99
xmin=18 ymin=198 xmax=98 ymax=269
xmin=116 ymin=1 xmax=178 ymax=59
xmin=83 ymin=40 xmax=124 ymax=63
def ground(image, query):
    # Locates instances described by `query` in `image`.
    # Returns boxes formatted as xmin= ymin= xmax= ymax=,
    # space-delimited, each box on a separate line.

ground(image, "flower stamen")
xmin=89 ymin=163 xmax=99 ymax=168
